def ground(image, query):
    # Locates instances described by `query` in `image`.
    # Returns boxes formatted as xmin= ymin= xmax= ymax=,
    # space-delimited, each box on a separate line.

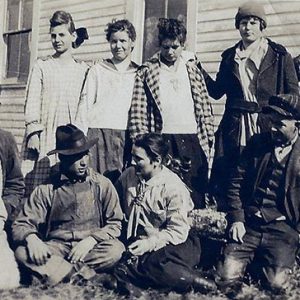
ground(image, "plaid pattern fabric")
xmin=129 ymin=52 xmax=214 ymax=159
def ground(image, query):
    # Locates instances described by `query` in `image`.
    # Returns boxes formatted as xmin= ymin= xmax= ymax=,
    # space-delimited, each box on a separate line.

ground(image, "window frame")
xmin=0 ymin=0 xmax=39 ymax=86
xmin=126 ymin=0 xmax=197 ymax=65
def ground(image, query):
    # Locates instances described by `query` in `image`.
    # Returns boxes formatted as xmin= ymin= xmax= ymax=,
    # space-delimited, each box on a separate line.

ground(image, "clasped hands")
xmin=26 ymin=234 xmax=97 ymax=265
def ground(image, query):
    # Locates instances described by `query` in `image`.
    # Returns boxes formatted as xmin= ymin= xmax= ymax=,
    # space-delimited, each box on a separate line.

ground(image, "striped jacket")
xmin=128 ymin=51 xmax=214 ymax=160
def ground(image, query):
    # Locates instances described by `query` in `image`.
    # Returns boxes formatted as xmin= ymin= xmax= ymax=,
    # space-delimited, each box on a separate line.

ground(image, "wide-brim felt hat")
xmin=47 ymin=124 xmax=98 ymax=156
xmin=263 ymin=94 xmax=300 ymax=120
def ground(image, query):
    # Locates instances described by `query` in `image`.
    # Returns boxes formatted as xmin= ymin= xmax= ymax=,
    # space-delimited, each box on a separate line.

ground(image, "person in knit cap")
xmin=216 ymin=94 xmax=300 ymax=295
xmin=200 ymin=1 xmax=299 ymax=209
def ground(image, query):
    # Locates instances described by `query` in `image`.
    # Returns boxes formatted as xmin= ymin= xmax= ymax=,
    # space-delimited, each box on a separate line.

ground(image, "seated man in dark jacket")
xmin=217 ymin=94 xmax=300 ymax=294
xmin=12 ymin=124 xmax=124 ymax=285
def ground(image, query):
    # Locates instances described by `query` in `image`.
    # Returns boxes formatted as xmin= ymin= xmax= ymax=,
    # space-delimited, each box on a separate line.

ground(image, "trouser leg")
xmin=15 ymin=240 xmax=73 ymax=285
xmin=83 ymin=239 xmax=125 ymax=272
xmin=217 ymin=227 xmax=259 ymax=289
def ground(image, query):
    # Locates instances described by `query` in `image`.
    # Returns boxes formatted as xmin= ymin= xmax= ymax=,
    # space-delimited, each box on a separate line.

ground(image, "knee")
xmin=217 ymin=256 xmax=246 ymax=283
xmin=262 ymin=267 xmax=289 ymax=290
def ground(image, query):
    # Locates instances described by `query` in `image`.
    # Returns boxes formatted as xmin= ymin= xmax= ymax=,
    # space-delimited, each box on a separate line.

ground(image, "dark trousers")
xmin=162 ymin=134 xmax=208 ymax=208
xmin=217 ymin=220 xmax=298 ymax=290
xmin=114 ymin=233 xmax=201 ymax=292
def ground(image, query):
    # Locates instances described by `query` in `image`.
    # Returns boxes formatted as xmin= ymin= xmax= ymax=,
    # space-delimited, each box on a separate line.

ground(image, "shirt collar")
xmin=235 ymin=37 xmax=268 ymax=69
xmin=138 ymin=166 xmax=169 ymax=187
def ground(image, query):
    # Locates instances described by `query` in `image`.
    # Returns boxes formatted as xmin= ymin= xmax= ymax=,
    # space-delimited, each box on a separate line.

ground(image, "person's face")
xmin=51 ymin=24 xmax=75 ymax=54
xmin=131 ymin=146 xmax=159 ymax=180
xmin=160 ymin=38 xmax=184 ymax=64
xmin=61 ymin=151 xmax=89 ymax=178
xmin=270 ymin=114 xmax=298 ymax=146
xmin=110 ymin=30 xmax=134 ymax=62
xmin=238 ymin=17 xmax=263 ymax=45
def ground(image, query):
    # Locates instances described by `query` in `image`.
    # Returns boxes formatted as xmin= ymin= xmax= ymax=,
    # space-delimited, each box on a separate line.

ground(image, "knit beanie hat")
xmin=235 ymin=1 xmax=267 ymax=29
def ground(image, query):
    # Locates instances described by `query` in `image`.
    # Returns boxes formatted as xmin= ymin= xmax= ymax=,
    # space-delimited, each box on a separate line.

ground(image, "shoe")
xmin=102 ymin=274 xmax=118 ymax=290
xmin=192 ymin=274 xmax=217 ymax=293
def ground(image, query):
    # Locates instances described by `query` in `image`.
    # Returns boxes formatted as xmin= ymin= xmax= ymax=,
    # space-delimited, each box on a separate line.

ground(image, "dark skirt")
xmin=162 ymin=133 xmax=208 ymax=209
xmin=114 ymin=232 xmax=201 ymax=293
xmin=209 ymin=110 xmax=272 ymax=210
xmin=87 ymin=128 xmax=132 ymax=182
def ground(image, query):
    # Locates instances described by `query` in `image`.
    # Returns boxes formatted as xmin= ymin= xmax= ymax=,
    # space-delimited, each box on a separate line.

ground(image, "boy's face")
xmin=269 ymin=113 xmax=298 ymax=146
xmin=109 ymin=30 xmax=134 ymax=62
xmin=61 ymin=151 xmax=89 ymax=178
xmin=238 ymin=17 xmax=262 ymax=46
xmin=160 ymin=38 xmax=184 ymax=64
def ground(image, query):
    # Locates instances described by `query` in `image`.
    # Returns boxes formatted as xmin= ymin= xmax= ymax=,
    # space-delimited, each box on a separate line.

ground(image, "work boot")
xmin=191 ymin=273 xmax=217 ymax=293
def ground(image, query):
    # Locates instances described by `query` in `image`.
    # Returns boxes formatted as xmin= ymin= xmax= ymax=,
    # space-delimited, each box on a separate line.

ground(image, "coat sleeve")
xmin=128 ymin=68 xmax=150 ymax=140
xmin=2 ymin=132 xmax=25 ymax=220
xmin=199 ymin=58 xmax=228 ymax=100
xmin=75 ymin=66 xmax=96 ymax=134
xmin=24 ymin=60 xmax=44 ymax=138
xmin=90 ymin=177 xmax=123 ymax=242
xmin=226 ymin=142 xmax=254 ymax=224
xmin=12 ymin=184 xmax=51 ymax=243
xmin=283 ymin=52 xmax=299 ymax=95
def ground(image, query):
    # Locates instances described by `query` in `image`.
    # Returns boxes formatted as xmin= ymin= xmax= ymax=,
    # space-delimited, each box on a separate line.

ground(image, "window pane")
xmin=143 ymin=0 xmax=166 ymax=61
xmin=7 ymin=0 xmax=20 ymax=31
xmin=22 ymin=0 xmax=33 ymax=29
xmin=168 ymin=0 xmax=187 ymax=24
xmin=143 ymin=0 xmax=187 ymax=61
xmin=6 ymin=34 xmax=21 ymax=78
xmin=19 ymin=31 xmax=31 ymax=81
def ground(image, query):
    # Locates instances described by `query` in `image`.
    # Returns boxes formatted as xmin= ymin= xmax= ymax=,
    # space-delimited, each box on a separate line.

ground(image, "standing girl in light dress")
xmin=76 ymin=19 xmax=138 ymax=181
xmin=22 ymin=10 xmax=89 ymax=196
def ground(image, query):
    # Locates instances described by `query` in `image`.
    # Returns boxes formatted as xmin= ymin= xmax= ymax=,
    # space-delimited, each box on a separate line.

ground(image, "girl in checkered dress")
xmin=22 ymin=11 xmax=89 ymax=196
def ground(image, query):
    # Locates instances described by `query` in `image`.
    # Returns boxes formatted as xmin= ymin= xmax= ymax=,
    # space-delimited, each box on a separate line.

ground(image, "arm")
xmin=75 ymin=66 xmax=97 ymax=134
xmin=90 ymin=177 xmax=123 ymax=242
xmin=24 ymin=61 xmax=44 ymax=139
xmin=128 ymin=68 xmax=150 ymax=140
xmin=12 ymin=184 xmax=51 ymax=244
xmin=198 ymin=59 xmax=228 ymax=100
xmin=129 ymin=183 xmax=194 ymax=256
xmin=2 ymin=132 xmax=25 ymax=220
xmin=284 ymin=52 xmax=299 ymax=95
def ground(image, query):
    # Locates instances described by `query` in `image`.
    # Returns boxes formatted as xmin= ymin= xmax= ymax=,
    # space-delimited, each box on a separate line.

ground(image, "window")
xmin=3 ymin=0 xmax=33 ymax=83
xmin=143 ymin=0 xmax=187 ymax=61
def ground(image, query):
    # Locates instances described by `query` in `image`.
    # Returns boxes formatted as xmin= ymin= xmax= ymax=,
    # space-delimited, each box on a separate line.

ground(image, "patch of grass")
xmin=1 ymin=265 xmax=300 ymax=300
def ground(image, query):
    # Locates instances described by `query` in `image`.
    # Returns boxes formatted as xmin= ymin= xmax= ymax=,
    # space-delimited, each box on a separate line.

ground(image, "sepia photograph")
xmin=0 ymin=0 xmax=300 ymax=299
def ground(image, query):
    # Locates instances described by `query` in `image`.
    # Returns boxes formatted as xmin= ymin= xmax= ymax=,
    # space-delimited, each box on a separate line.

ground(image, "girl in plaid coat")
xmin=129 ymin=19 xmax=214 ymax=208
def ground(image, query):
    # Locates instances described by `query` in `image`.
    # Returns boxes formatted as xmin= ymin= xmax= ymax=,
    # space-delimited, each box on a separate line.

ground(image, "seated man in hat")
xmin=217 ymin=94 xmax=300 ymax=294
xmin=111 ymin=133 xmax=216 ymax=295
xmin=12 ymin=124 xmax=125 ymax=285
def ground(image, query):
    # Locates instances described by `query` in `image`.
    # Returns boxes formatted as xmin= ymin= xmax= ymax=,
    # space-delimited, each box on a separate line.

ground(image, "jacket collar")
xmin=222 ymin=38 xmax=287 ymax=78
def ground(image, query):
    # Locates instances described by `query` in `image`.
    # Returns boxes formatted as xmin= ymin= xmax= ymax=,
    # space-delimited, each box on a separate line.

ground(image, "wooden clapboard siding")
xmin=0 ymin=0 xmax=127 ymax=149
xmin=37 ymin=0 xmax=126 ymax=60
xmin=0 ymin=87 xmax=26 ymax=146
xmin=196 ymin=0 xmax=300 ymax=129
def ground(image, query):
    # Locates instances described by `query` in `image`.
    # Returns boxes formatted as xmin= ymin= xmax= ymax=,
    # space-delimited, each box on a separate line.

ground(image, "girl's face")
xmin=109 ymin=30 xmax=134 ymax=62
xmin=238 ymin=17 xmax=263 ymax=46
xmin=50 ymin=24 xmax=76 ymax=54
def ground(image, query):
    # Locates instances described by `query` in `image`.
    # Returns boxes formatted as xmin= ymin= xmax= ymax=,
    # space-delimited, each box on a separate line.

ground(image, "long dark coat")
xmin=203 ymin=39 xmax=299 ymax=202
xmin=226 ymin=133 xmax=300 ymax=233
